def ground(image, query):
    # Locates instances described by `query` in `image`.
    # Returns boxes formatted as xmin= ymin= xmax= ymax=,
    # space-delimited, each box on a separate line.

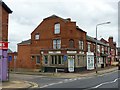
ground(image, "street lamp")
xmin=95 ymin=21 xmax=110 ymax=74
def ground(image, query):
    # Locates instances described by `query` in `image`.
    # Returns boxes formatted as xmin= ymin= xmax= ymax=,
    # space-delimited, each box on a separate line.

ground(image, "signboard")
xmin=67 ymin=51 xmax=77 ymax=54
xmin=0 ymin=42 xmax=8 ymax=50
xmin=48 ymin=51 xmax=61 ymax=54
xmin=68 ymin=56 xmax=74 ymax=72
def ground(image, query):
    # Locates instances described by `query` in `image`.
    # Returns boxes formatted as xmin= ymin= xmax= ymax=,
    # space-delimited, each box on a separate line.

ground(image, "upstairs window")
xmin=53 ymin=39 xmax=61 ymax=49
xmin=35 ymin=33 xmax=40 ymax=40
xmin=79 ymin=40 xmax=84 ymax=50
xmin=69 ymin=39 xmax=74 ymax=48
xmin=97 ymin=45 xmax=100 ymax=53
xmin=88 ymin=43 xmax=91 ymax=52
xmin=102 ymin=46 xmax=104 ymax=53
xmin=54 ymin=23 xmax=60 ymax=34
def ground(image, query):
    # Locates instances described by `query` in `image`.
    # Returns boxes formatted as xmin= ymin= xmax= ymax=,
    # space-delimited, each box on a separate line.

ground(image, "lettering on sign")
xmin=0 ymin=42 xmax=8 ymax=50
xmin=67 ymin=51 xmax=77 ymax=54
xmin=48 ymin=51 xmax=61 ymax=54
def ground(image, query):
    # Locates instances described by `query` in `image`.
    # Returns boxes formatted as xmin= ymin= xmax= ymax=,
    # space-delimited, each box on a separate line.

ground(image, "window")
xmin=79 ymin=40 xmax=84 ymax=50
xmin=35 ymin=33 xmax=40 ymax=40
xmin=58 ymin=55 xmax=62 ymax=64
xmin=55 ymin=56 xmax=57 ymax=64
xmin=78 ymin=56 xmax=85 ymax=66
xmin=44 ymin=55 xmax=48 ymax=64
xmin=102 ymin=46 xmax=104 ymax=53
xmin=97 ymin=45 xmax=100 ymax=52
xmin=52 ymin=56 xmax=54 ymax=64
xmin=51 ymin=55 xmax=63 ymax=65
xmin=36 ymin=56 xmax=40 ymax=64
xmin=69 ymin=39 xmax=74 ymax=48
xmin=54 ymin=23 xmax=60 ymax=34
xmin=53 ymin=39 xmax=61 ymax=49
xmin=88 ymin=43 xmax=91 ymax=52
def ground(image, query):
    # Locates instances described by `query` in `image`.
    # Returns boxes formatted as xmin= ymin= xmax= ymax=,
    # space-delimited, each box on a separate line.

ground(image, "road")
xmin=10 ymin=70 xmax=120 ymax=89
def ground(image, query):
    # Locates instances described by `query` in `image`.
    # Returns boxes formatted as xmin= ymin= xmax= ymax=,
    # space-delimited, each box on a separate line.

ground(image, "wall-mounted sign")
xmin=0 ymin=42 xmax=8 ymax=50
xmin=67 ymin=51 xmax=77 ymax=54
xmin=8 ymin=56 xmax=12 ymax=62
xmin=63 ymin=55 xmax=67 ymax=61
xmin=48 ymin=51 xmax=61 ymax=54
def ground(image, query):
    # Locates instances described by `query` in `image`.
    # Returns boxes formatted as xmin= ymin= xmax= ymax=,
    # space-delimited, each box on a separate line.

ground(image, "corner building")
xmin=17 ymin=15 xmax=87 ymax=72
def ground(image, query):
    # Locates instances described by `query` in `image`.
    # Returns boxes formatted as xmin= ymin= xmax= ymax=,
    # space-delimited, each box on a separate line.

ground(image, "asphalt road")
xmin=42 ymin=71 xmax=119 ymax=89
xmin=10 ymin=70 xmax=120 ymax=89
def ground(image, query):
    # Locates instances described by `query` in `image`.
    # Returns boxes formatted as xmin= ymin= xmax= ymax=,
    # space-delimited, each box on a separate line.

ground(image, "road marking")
xmin=92 ymin=78 xmax=120 ymax=88
xmin=57 ymin=81 xmax=63 ymax=84
xmin=40 ymin=70 xmax=119 ymax=88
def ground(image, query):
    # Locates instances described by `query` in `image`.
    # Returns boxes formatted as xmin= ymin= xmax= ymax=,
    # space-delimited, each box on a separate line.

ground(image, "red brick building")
xmin=17 ymin=15 xmax=87 ymax=72
xmin=16 ymin=15 xmax=117 ymax=72
xmin=8 ymin=49 xmax=17 ymax=71
xmin=0 ymin=1 xmax=12 ymax=81
xmin=0 ymin=1 xmax=12 ymax=41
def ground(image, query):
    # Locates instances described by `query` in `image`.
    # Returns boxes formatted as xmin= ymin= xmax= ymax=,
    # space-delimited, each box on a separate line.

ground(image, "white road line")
xmin=92 ymin=78 xmax=120 ymax=88
xmin=40 ymin=78 xmax=77 ymax=88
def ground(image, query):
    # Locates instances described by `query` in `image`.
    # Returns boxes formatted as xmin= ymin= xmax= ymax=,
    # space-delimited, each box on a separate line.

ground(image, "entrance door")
xmin=68 ymin=56 xmax=75 ymax=72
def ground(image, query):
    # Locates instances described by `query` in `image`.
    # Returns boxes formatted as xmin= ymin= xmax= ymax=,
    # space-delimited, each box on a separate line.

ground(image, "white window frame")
xmin=35 ymin=34 xmax=40 ymax=40
xmin=79 ymin=40 xmax=84 ymax=50
xmin=97 ymin=45 xmax=100 ymax=53
xmin=102 ymin=46 xmax=104 ymax=53
xmin=54 ymin=23 xmax=60 ymax=34
xmin=53 ymin=39 xmax=61 ymax=49
xmin=88 ymin=42 xmax=91 ymax=52
xmin=51 ymin=55 xmax=63 ymax=65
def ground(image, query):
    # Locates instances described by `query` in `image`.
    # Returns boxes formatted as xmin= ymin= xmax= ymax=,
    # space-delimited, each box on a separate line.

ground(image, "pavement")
xmin=1 ymin=66 xmax=118 ymax=89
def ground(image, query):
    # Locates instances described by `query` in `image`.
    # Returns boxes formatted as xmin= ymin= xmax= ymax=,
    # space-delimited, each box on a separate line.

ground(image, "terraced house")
xmin=86 ymin=36 xmax=116 ymax=70
xmin=14 ymin=15 xmax=117 ymax=72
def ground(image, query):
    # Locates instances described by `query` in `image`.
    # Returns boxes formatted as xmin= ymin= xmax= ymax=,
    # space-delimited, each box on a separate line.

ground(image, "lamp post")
xmin=95 ymin=21 xmax=110 ymax=74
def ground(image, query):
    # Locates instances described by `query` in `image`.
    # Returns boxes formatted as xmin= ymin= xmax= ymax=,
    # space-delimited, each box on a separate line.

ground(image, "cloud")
xmin=3 ymin=0 xmax=119 ymax=51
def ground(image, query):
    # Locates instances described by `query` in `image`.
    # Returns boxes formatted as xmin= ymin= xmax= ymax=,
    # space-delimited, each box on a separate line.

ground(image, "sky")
xmin=3 ymin=0 xmax=119 ymax=52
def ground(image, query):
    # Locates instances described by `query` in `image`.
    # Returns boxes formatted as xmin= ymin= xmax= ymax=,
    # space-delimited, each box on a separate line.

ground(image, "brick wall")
xmin=17 ymin=15 xmax=87 ymax=70
xmin=0 ymin=5 xmax=9 ymax=41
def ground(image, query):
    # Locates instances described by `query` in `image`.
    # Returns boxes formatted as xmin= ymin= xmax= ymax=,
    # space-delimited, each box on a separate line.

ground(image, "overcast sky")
xmin=3 ymin=0 xmax=119 ymax=52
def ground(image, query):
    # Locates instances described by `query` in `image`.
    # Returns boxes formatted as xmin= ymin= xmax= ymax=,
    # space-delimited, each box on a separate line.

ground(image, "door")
xmin=68 ymin=56 xmax=75 ymax=72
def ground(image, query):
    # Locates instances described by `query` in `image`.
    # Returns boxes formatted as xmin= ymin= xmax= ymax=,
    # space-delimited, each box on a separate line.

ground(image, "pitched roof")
xmin=100 ymin=38 xmax=108 ymax=43
xmin=1 ymin=1 xmax=12 ymax=13
xmin=44 ymin=14 xmax=86 ymax=33
xmin=18 ymin=39 xmax=31 ymax=45
xmin=86 ymin=35 xmax=109 ymax=46
xmin=7 ymin=48 xmax=13 ymax=53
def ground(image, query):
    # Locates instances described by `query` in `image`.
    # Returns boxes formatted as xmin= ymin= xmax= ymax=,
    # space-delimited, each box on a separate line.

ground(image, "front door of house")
xmin=68 ymin=56 xmax=75 ymax=72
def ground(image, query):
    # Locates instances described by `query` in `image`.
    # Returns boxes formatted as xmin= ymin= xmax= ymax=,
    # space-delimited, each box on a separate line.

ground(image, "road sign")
xmin=63 ymin=55 xmax=67 ymax=61
xmin=8 ymin=56 xmax=12 ymax=62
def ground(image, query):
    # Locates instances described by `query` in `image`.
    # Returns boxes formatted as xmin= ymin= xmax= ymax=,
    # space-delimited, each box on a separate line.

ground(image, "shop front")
xmin=41 ymin=49 xmax=86 ymax=72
